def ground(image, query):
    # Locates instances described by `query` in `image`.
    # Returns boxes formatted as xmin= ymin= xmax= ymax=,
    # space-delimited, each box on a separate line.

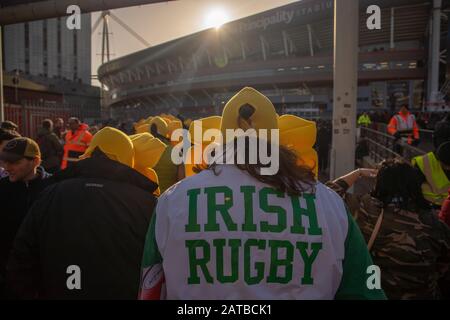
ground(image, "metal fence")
xmin=374 ymin=122 xmax=434 ymax=152
xmin=4 ymin=102 xmax=100 ymax=139
xmin=360 ymin=126 xmax=426 ymax=164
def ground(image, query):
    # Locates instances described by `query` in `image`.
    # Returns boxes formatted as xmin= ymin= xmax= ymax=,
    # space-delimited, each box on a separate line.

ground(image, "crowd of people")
xmin=358 ymin=109 xmax=445 ymax=131
xmin=0 ymin=87 xmax=449 ymax=300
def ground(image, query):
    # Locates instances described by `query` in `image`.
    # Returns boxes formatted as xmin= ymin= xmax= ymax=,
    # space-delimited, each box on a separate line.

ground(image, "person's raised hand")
xmin=357 ymin=168 xmax=378 ymax=178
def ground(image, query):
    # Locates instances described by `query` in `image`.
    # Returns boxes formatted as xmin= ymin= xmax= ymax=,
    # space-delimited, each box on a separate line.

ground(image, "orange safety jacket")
xmin=61 ymin=125 xmax=93 ymax=169
xmin=387 ymin=112 xmax=419 ymax=144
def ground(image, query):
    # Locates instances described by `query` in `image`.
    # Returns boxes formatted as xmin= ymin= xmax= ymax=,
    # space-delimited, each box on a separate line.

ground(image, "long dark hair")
xmin=371 ymin=158 xmax=429 ymax=210
xmin=195 ymin=104 xmax=316 ymax=196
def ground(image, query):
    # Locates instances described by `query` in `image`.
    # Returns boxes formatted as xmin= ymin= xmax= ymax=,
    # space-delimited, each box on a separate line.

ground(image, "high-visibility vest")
xmin=393 ymin=114 xmax=415 ymax=133
xmin=61 ymin=129 xmax=91 ymax=169
xmin=412 ymin=152 xmax=450 ymax=206
xmin=388 ymin=113 xmax=418 ymax=144
xmin=357 ymin=115 xmax=371 ymax=126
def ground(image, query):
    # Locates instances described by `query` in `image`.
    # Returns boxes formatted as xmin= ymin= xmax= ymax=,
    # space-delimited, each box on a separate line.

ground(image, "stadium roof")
xmin=95 ymin=0 xmax=446 ymax=112
xmin=98 ymin=0 xmax=430 ymax=77
xmin=0 ymin=0 xmax=175 ymax=25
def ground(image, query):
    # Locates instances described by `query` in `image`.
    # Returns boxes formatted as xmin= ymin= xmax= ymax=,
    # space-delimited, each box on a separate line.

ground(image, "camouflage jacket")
xmin=326 ymin=179 xmax=450 ymax=299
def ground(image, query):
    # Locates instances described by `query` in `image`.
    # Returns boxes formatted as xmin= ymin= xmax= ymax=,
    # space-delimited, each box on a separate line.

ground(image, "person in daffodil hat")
xmin=160 ymin=116 xmax=173 ymax=126
xmin=139 ymin=87 xmax=385 ymax=300
xmin=8 ymin=126 xmax=158 ymax=299
xmin=220 ymin=87 xmax=278 ymax=140
xmin=164 ymin=114 xmax=179 ymax=122
xmin=149 ymin=116 xmax=169 ymax=140
xmin=148 ymin=116 xmax=184 ymax=192
xmin=79 ymin=126 xmax=135 ymax=167
xmin=133 ymin=119 xmax=146 ymax=133
xmin=278 ymin=114 xmax=318 ymax=178
xmin=130 ymin=132 xmax=167 ymax=196
xmin=145 ymin=116 xmax=154 ymax=124
xmin=185 ymin=115 xmax=222 ymax=177
xmin=134 ymin=122 xmax=149 ymax=134
xmin=166 ymin=119 xmax=183 ymax=147
xmin=133 ymin=116 xmax=154 ymax=134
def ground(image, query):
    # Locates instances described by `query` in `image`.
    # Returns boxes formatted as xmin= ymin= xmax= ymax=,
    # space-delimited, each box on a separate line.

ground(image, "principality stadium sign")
xmin=234 ymin=0 xmax=333 ymax=33
xmin=237 ymin=10 xmax=296 ymax=32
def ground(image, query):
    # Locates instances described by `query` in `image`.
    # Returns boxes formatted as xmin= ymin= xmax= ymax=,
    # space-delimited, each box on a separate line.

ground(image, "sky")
xmin=91 ymin=0 xmax=300 ymax=83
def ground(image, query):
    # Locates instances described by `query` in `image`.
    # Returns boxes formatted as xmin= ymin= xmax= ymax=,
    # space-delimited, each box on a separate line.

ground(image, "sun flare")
xmin=203 ymin=8 xmax=230 ymax=30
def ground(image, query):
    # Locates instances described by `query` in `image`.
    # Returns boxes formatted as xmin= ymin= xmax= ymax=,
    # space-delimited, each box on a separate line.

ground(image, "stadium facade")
xmin=1 ymin=11 xmax=100 ymax=136
xmin=98 ymin=0 xmax=449 ymax=120
xmin=4 ymin=14 xmax=92 ymax=84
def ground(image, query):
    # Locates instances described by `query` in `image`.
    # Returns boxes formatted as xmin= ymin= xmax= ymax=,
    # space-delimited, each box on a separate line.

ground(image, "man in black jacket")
xmin=36 ymin=119 xmax=64 ymax=174
xmin=0 ymin=137 xmax=52 ymax=297
xmin=6 ymin=148 xmax=158 ymax=299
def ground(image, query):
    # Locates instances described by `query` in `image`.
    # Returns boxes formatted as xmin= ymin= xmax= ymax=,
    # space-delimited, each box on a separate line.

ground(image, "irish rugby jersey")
xmin=139 ymin=164 xmax=386 ymax=300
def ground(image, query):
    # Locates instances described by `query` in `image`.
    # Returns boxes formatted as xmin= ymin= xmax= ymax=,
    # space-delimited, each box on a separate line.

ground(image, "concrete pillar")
xmin=427 ymin=14 xmax=433 ymax=105
xmin=282 ymin=30 xmax=289 ymax=57
xmin=390 ymin=8 xmax=395 ymax=49
xmin=428 ymin=0 xmax=442 ymax=102
xmin=307 ymin=24 xmax=314 ymax=56
xmin=330 ymin=0 xmax=359 ymax=180
xmin=260 ymin=35 xmax=267 ymax=61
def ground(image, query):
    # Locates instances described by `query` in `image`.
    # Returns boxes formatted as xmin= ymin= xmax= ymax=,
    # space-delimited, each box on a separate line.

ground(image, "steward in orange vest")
xmin=387 ymin=105 xmax=420 ymax=146
xmin=61 ymin=118 xmax=92 ymax=169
